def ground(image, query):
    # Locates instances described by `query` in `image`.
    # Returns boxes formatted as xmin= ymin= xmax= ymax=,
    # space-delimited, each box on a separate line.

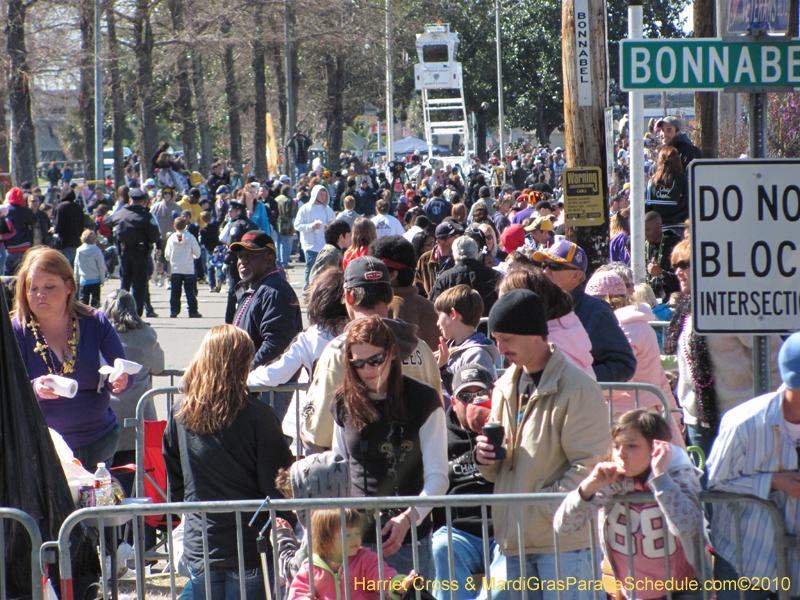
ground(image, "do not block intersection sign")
xmin=690 ymin=160 xmax=800 ymax=334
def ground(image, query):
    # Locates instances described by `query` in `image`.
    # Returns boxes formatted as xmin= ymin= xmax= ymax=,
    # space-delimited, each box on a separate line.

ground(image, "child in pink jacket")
xmin=288 ymin=508 xmax=415 ymax=600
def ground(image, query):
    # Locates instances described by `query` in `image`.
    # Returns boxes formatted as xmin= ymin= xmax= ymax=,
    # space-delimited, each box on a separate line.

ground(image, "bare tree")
xmin=133 ymin=0 xmax=159 ymax=178
xmin=168 ymin=0 xmax=197 ymax=170
xmin=7 ymin=0 xmax=38 ymax=185
xmin=251 ymin=1 xmax=268 ymax=180
xmin=78 ymin=0 xmax=96 ymax=185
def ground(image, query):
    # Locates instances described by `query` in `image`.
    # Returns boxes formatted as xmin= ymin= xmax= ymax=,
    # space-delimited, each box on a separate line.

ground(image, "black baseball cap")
xmin=230 ymin=230 xmax=277 ymax=254
xmin=344 ymin=256 xmax=391 ymax=289
xmin=189 ymin=188 xmax=201 ymax=198
xmin=453 ymin=363 xmax=494 ymax=397
xmin=229 ymin=199 xmax=246 ymax=210
xmin=435 ymin=221 xmax=463 ymax=240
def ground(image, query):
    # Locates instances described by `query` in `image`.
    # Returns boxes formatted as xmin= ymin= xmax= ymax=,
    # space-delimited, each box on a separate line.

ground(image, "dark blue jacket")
xmin=355 ymin=186 xmax=377 ymax=215
xmin=235 ymin=269 xmax=303 ymax=369
xmin=571 ymin=284 xmax=637 ymax=383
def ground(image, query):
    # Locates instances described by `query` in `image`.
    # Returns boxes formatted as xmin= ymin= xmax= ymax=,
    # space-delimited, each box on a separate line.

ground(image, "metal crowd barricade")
xmin=0 ymin=508 xmax=44 ymax=600
xmin=649 ymin=320 xmax=671 ymax=339
xmin=50 ymin=491 xmax=794 ymax=600
xmin=599 ymin=382 xmax=680 ymax=429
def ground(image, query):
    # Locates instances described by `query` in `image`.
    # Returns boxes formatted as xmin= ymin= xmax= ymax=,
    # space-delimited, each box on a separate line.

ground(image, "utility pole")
xmin=628 ymin=0 xmax=645 ymax=285
xmin=695 ymin=0 xmax=718 ymax=158
xmin=284 ymin=0 xmax=295 ymax=183
xmin=562 ymin=0 xmax=610 ymax=274
xmin=94 ymin=0 xmax=103 ymax=188
xmin=495 ymin=0 xmax=505 ymax=159
xmin=385 ymin=0 xmax=394 ymax=163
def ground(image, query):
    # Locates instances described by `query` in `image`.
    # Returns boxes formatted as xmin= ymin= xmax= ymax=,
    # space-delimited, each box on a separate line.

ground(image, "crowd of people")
xmin=2 ymin=120 xmax=799 ymax=600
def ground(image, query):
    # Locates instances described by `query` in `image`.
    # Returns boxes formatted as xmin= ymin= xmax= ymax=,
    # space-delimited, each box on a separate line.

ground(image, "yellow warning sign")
xmin=563 ymin=167 xmax=605 ymax=227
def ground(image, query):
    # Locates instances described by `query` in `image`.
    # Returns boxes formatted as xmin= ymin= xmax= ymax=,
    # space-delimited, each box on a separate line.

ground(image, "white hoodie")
xmin=164 ymin=230 xmax=201 ymax=275
xmin=293 ymin=185 xmax=336 ymax=253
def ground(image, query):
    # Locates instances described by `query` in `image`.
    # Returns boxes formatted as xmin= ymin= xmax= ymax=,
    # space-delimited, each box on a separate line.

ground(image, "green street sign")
xmin=620 ymin=39 xmax=800 ymax=91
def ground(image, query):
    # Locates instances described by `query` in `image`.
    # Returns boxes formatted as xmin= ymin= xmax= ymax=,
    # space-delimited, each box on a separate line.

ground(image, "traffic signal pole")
xmin=628 ymin=0 xmax=646 ymax=285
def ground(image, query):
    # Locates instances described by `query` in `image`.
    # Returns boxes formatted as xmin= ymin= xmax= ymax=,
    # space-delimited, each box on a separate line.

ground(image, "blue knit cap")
xmin=778 ymin=332 xmax=800 ymax=390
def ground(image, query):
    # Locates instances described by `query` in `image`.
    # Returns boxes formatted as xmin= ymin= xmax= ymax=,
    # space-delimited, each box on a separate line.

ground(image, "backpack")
xmin=277 ymin=196 xmax=298 ymax=236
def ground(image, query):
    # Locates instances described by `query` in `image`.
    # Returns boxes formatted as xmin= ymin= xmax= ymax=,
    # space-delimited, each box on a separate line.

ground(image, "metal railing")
xmin=48 ymin=491 xmax=795 ymax=600
xmin=0 ymin=508 xmax=44 ymax=600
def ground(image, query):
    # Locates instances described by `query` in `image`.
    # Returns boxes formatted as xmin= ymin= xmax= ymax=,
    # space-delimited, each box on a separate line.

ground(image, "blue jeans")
xmin=432 ymin=527 xmax=507 ymax=600
xmin=0 ymin=245 xmax=7 ymax=277
xmin=189 ymin=567 xmax=267 ymax=600
xmin=60 ymin=246 xmax=77 ymax=268
xmin=295 ymin=163 xmax=308 ymax=182
xmin=712 ymin=554 xmax=774 ymax=600
xmin=171 ymin=273 xmax=199 ymax=316
xmin=365 ymin=534 xmax=434 ymax=581
xmin=258 ymin=390 xmax=292 ymax=422
xmin=505 ymin=547 xmax=596 ymax=600
xmin=276 ymin=234 xmax=294 ymax=268
xmin=686 ymin=424 xmax=715 ymax=489
xmin=303 ymin=250 xmax=318 ymax=289
xmin=72 ymin=425 xmax=121 ymax=474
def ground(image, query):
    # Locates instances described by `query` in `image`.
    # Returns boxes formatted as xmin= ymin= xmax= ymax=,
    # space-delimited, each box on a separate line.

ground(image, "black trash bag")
xmin=0 ymin=285 xmax=100 ymax=598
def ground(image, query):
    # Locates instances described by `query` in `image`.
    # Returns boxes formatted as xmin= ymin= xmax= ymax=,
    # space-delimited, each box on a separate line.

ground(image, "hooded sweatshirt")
xmin=555 ymin=444 xmax=706 ymax=598
xmin=612 ymin=303 xmax=684 ymax=447
xmin=164 ymin=229 xmax=201 ymax=275
xmin=442 ymin=331 xmax=499 ymax=394
xmin=288 ymin=549 xmax=405 ymax=600
xmin=294 ymin=185 xmax=336 ymax=253
xmin=547 ymin=311 xmax=596 ymax=380
xmin=4 ymin=188 xmax=37 ymax=254
xmin=300 ymin=318 xmax=443 ymax=451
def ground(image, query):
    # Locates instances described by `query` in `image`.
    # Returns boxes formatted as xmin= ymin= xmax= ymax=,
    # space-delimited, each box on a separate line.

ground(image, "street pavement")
xmin=97 ymin=256 xmax=310 ymax=419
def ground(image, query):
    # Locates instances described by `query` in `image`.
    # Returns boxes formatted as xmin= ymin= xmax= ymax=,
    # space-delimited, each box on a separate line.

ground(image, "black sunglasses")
xmin=349 ymin=352 xmax=388 ymax=369
xmin=673 ymin=261 xmax=690 ymax=270
xmin=542 ymin=262 xmax=579 ymax=272
xmin=455 ymin=390 xmax=491 ymax=403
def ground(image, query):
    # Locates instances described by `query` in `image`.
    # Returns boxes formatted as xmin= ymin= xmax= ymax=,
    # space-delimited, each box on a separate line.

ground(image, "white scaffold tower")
xmin=414 ymin=23 xmax=469 ymax=164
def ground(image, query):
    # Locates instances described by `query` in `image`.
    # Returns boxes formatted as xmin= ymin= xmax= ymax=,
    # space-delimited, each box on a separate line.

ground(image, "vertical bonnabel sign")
xmin=690 ymin=159 xmax=800 ymax=334
xmin=574 ymin=0 xmax=592 ymax=106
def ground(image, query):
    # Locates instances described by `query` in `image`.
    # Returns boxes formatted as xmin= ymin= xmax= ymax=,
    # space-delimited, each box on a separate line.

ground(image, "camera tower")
xmin=414 ymin=23 xmax=469 ymax=164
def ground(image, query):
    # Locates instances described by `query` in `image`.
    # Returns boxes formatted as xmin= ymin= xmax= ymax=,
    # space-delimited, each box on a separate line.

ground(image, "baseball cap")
xmin=229 ymin=230 xmax=277 ymax=253
xmin=622 ymin=182 xmax=631 ymax=191
xmin=144 ymin=178 xmax=156 ymax=188
xmin=554 ymin=147 xmax=563 ymax=153
xmin=129 ymin=188 xmax=146 ymax=201
xmin=533 ymin=240 xmax=588 ymax=272
xmin=280 ymin=175 xmax=291 ymax=183
xmin=188 ymin=188 xmax=201 ymax=198
xmin=656 ymin=116 xmax=682 ymax=131
xmin=499 ymin=224 xmax=525 ymax=253
xmin=435 ymin=221 xmax=463 ymax=240
xmin=161 ymin=186 xmax=174 ymax=195
xmin=229 ymin=199 xmax=246 ymax=210
xmin=452 ymin=363 xmax=495 ymax=397
xmin=344 ymin=256 xmax=391 ymax=289
xmin=216 ymin=185 xmax=230 ymax=195
xmin=524 ymin=216 xmax=554 ymax=233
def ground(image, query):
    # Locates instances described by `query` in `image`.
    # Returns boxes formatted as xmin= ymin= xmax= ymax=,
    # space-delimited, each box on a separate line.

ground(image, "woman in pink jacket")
xmin=289 ymin=508 xmax=415 ymax=600
xmin=585 ymin=271 xmax=685 ymax=448
xmin=498 ymin=269 xmax=596 ymax=379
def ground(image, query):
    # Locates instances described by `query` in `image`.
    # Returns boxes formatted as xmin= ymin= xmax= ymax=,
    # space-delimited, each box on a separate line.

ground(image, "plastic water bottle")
xmin=94 ymin=462 xmax=114 ymax=506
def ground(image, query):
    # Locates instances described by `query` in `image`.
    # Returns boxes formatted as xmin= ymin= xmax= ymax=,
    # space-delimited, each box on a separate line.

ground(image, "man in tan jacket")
xmin=476 ymin=289 xmax=610 ymax=600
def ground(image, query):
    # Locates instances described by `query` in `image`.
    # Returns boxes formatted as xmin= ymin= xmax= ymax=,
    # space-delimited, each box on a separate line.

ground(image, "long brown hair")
xmin=652 ymin=146 xmax=683 ymax=188
xmin=177 ymin=325 xmax=254 ymax=435
xmin=13 ymin=247 xmax=92 ymax=322
xmin=498 ymin=268 xmax=573 ymax=320
xmin=336 ymin=316 xmax=404 ymax=431
xmin=350 ymin=217 xmax=377 ymax=250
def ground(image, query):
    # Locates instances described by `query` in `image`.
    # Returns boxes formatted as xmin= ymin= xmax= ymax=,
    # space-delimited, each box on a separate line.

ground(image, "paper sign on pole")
xmin=690 ymin=159 xmax=800 ymax=334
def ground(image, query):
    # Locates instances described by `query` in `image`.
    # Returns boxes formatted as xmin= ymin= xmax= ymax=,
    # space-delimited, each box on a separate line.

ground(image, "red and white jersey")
xmin=605 ymin=488 xmax=696 ymax=599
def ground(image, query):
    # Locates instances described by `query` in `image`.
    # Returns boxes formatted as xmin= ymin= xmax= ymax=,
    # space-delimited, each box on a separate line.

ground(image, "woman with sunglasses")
xmin=331 ymin=315 xmax=448 ymax=580
xmin=664 ymin=237 xmax=782 ymax=464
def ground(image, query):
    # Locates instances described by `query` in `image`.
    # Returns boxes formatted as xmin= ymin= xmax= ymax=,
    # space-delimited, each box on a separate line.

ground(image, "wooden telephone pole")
xmin=562 ymin=0 xmax=610 ymax=274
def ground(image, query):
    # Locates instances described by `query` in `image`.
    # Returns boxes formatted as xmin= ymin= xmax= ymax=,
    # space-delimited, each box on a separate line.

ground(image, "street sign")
xmin=620 ymin=39 xmax=800 ymax=92
xmin=728 ymin=0 xmax=790 ymax=34
xmin=563 ymin=167 xmax=605 ymax=226
xmin=574 ymin=0 xmax=592 ymax=106
xmin=690 ymin=159 xmax=800 ymax=334
xmin=354 ymin=115 xmax=378 ymax=125
xmin=371 ymin=123 xmax=388 ymax=135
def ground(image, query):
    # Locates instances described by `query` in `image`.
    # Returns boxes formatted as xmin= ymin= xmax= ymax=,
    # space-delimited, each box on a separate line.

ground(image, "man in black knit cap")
xmin=476 ymin=289 xmax=609 ymax=600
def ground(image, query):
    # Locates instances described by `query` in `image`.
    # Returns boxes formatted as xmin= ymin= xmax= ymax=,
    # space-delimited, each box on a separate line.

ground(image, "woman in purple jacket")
xmin=12 ymin=247 xmax=130 ymax=472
